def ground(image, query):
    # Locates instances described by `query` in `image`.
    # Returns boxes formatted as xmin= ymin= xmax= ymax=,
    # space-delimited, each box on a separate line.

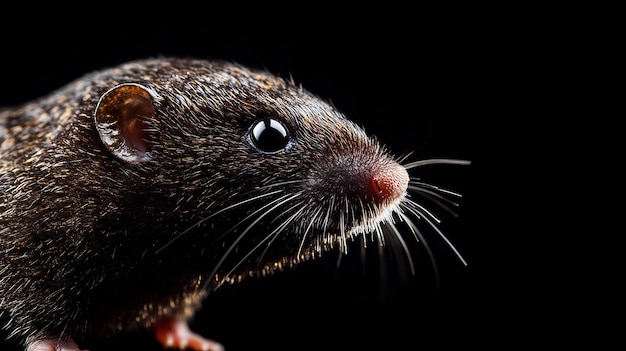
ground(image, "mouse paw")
xmin=26 ymin=337 xmax=89 ymax=351
xmin=154 ymin=318 xmax=224 ymax=351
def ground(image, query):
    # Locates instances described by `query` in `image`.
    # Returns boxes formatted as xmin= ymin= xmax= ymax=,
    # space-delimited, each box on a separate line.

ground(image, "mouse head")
xmin=90 ymin=58 xmax=462 ymax=286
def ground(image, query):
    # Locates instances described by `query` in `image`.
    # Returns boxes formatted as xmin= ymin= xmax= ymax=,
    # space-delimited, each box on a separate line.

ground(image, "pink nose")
xmin=369 ymin=163 xmax=409 ymax=203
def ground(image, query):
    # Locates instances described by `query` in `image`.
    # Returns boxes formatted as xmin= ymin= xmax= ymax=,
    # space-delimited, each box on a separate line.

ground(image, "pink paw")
xmin=26 ymin=337 xmax=88 ymax=351
xmin=155 ymin=318 xmax=224 ymax=351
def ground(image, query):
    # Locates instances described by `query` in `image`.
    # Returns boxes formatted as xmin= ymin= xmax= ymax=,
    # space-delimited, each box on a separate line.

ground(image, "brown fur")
xmin=1 ymin=57 xmax=411 ymax=348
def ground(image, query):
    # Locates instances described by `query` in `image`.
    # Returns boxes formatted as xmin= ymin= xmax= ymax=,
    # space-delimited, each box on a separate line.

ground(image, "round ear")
xmin=94 ymin=83 xmax=157 ymax=163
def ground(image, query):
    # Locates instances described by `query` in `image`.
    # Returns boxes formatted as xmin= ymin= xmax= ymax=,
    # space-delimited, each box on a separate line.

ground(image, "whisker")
xmin=207 ymin=192 xmax=301 ymax=287
xmin=339 ymin=198 xmax=348 ymax=254
xmin=376 ymin=226 xmax=387 ymax=300
xmin=376 ymin=218 xmax=387 ymax=245
xmin=407 ymin=183 xmax=463 ymax=217
xmin=402 ymin=202 xmax=467 ymax=266
xmin=408 ymin=185 xmax=461 ymax=206
xmin=248 ymin=179 xmax=305 ymax=192
xmin=220 ymin=198 xmax=306 ymax=282
xmin=396 ymin=150 xmax=415 ymax=164
xmin=297 ymin=206 xmax=322 ymax=257
xmin=403 ymin=197 xmax=441 ymax=224
xmin=155 ymin=189 xmax=284 ymax=254
xmin=357 ymin=198 xmax=366 ymax=236
xmin=217 ymin=191 xmax=299 ymax=245
xmin=409 ymin=180 xmax=464 ymax=199
xmin=322 ymin=195 xmax=335 ymax=246
xmin=255 ymin=199 xmax=308 ymax=263
xmin=396 ymin=211 xmax=441 ymax=287
xmin=403 ymin=158 xmax=471 ymax=170
xmin=383 ymin=220 xmax=416 ymax=276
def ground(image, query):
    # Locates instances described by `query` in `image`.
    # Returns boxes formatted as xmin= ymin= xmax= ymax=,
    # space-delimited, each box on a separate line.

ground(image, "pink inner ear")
xmin=120 ymin=94 xmax=156 ymax=153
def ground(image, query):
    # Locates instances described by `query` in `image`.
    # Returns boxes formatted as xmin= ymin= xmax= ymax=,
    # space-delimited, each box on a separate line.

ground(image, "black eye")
xmin=249 ymin=118 xmax=290 ymax=153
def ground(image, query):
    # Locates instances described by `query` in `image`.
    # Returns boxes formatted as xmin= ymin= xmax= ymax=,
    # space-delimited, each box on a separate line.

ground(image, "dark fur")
xmin=1 ymin=58 xmax=407 ymax=347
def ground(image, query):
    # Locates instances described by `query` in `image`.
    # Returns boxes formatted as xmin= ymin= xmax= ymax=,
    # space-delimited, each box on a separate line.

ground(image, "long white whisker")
xmin=205 ymin=192 xmax=301 ymax=288
xmin=403 ymin=197 xmax=441 ymax=224
xmin=155 ymin=189 xmax=284 ymax=254
xmin=397 ymin=211 xmax=440 ymax=286
xmin=383 ymin=221 xmax=416 ymax=276
xmin=322 ymin=195 xmax=335 ymax=244
xmin=357 ymin=197 xmax=366 ymax=235
xmin=298 ymin=206 xmax=322 ymax=257
xmin=221 ymin=196 xmax=306 ymax=282
xmin=219 ymin=191 xmax=299 ymax=242
xmin=255 ymin=199 xmax=308 ymax=262
xmin=407 ymin=185 xmax=462 ymax=217
xmin=409 ymin=180 xmax=464 ymax=198
xmin=374 ymin=222 xmax=382 ymax=245
xmin=396 ymin=150 xmax=415 ymax=164
xmin=376 ymin=225 xmax=387 ymax=300
xmin=403 ymin=158 xmax=471 ymax=170
xmin=403 ymin=203 xmax=467 ymax=266
xmin=242 ymin=179 xmax=305 ymax=194
xmin=339 ymin=198 xmax=348 ymax=254
xmin=408 ymin=185 xmax=461 ymax=208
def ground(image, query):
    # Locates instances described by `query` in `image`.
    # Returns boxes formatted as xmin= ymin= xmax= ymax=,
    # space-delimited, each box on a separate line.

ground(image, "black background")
xmin=0 ymin=7 xmax=525 ymax=351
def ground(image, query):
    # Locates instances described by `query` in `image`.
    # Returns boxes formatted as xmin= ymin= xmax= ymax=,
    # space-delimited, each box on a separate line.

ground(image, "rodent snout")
xmin=311 ymin=157 xmax=409 ymax=206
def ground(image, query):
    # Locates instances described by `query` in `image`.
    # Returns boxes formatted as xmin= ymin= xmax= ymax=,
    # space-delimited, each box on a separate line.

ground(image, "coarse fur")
xmin=0 ymin=57 xmax=468 ymax=349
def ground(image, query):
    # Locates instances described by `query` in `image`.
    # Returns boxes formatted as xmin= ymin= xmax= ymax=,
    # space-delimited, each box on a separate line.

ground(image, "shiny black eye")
xmin=248 ymin=118 xmax=290 ymax=153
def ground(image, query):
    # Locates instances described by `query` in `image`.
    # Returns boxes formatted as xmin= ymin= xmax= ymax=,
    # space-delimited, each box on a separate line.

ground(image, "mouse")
xmin=0 ymin=57 xmax=469 ymax=351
